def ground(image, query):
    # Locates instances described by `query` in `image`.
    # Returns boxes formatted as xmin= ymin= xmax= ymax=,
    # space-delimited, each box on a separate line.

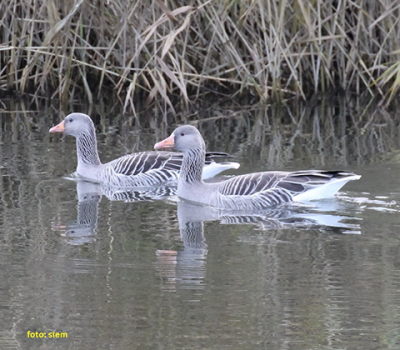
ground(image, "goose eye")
xmin=68 ymin=118 xmax=73 ymax=123
xmin=180 ymin=132 xmax=185 ymax=136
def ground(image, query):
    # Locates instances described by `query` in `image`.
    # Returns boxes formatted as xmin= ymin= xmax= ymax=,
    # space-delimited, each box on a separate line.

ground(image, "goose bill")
xmin=49 ymin=120 xmax=65 ymax=133
xmin=154 ymin=133 xmax=175 ymax=150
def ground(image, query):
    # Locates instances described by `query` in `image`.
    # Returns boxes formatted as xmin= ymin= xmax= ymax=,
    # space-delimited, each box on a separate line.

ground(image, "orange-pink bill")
xmin=49 ymin=120 xmax=65 ymax=133
xmin=154 ymin=133 xmax=175 ymax=150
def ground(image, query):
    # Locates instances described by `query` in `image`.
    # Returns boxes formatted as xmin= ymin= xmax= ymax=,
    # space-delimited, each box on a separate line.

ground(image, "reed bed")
xmin=1 ymin=0 xmax=400 ymax=112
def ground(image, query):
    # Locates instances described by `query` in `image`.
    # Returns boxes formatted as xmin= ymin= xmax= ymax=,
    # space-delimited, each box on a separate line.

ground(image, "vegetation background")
xmin=1 ymin=0 xmax=400 ymax=114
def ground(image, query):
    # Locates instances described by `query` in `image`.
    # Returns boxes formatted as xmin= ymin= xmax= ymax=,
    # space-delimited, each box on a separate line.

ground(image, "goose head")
xmin=154 ymin=125 xmax=205 ymax=153
xmin=49 ymin=113 xmax=94 ymax=137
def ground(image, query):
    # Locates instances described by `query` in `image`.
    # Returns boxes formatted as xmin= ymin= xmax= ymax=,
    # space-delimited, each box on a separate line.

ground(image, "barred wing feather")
xmin=110 ymin=152 xmax=181 ymax=176
xmin=219 ymin=170 xmax=359 ymax=198
xmin=110 ymin=151 xmax=232 ymax=177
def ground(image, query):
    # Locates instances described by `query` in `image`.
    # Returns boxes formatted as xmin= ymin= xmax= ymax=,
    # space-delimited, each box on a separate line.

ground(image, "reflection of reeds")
xmin=1 ymin=1 xmax=400 ymax=110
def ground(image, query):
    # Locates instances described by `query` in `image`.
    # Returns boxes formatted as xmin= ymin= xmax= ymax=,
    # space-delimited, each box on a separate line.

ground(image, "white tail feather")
xmin=293 ymin=175 xmax=361 ymax=202
xmin=202 ymin=162 xmax=240 ymax=179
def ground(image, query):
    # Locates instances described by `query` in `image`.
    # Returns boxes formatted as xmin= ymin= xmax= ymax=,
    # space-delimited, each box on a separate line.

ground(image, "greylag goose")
xmin=154 ymin=125 xmax=361 ymax=210
xmin=49 ymin=113 xmax=239 ymax=188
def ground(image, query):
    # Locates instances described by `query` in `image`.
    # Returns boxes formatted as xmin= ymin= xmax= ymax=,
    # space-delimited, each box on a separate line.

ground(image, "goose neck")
xmin=180 ymin=148 xmax=205 ymax=185
xmin=76 ymin=129 xmax=101 ymax=166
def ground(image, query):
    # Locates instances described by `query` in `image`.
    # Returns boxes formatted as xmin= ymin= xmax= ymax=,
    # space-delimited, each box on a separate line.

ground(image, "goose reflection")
xmin=174 ymin=197 xmax=362 ymax=231
xmin=51 ymin=181 xmax=101 ymax=245
xmin=155 ymin=201 xmax=209 ymax=291
xmin=155 ymin=198 xmax=362 ymax=291
xmin=51 ymin=180 xmax=176 ymax=245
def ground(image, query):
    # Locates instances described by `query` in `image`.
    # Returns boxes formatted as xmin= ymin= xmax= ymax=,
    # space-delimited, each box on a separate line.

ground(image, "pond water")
xmin=1 ymin=97 xmax=400 ymax=350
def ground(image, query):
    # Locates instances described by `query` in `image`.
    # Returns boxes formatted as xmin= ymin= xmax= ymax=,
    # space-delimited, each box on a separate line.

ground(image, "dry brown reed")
xmin=1 ymin=0 xmax=400 ymax=112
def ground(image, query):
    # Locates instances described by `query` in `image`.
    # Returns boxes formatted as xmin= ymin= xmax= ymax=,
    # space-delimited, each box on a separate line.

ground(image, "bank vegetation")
xmin=1 ymin=0 xmax=400 ymax=113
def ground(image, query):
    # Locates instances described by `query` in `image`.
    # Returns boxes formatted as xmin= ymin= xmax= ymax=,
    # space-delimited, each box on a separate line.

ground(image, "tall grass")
xmin=1 ymin=0 xmax=400 ymax=112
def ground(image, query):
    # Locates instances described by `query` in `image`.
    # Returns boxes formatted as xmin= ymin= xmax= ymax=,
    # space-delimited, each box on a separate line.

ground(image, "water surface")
xmin=1 ymin=98 xmax=400 ymax=350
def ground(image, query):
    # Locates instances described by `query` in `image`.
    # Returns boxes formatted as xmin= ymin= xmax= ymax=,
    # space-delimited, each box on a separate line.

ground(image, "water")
xmin=1 ymin=98 xmax=400 ymax=350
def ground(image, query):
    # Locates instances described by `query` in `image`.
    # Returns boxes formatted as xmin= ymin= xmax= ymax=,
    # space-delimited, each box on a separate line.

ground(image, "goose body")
xmin=154 ymin=125 xmax=361 ymax=210
xmin=49 ymin=113 xmax=239 ymax=188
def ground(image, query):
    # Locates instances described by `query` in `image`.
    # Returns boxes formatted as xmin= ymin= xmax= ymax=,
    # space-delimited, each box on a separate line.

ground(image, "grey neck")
xmin=180 ymin=148 xmax=205 ymax=185
xmin=76 ymin=128 xmax=101 ymax=166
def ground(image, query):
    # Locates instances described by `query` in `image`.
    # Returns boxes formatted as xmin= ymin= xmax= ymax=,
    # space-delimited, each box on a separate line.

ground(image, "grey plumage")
xmin=49 ymin=113 xmax=240 ymax=188
xmin=154 ymin=125 xmax=361 ymax=210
